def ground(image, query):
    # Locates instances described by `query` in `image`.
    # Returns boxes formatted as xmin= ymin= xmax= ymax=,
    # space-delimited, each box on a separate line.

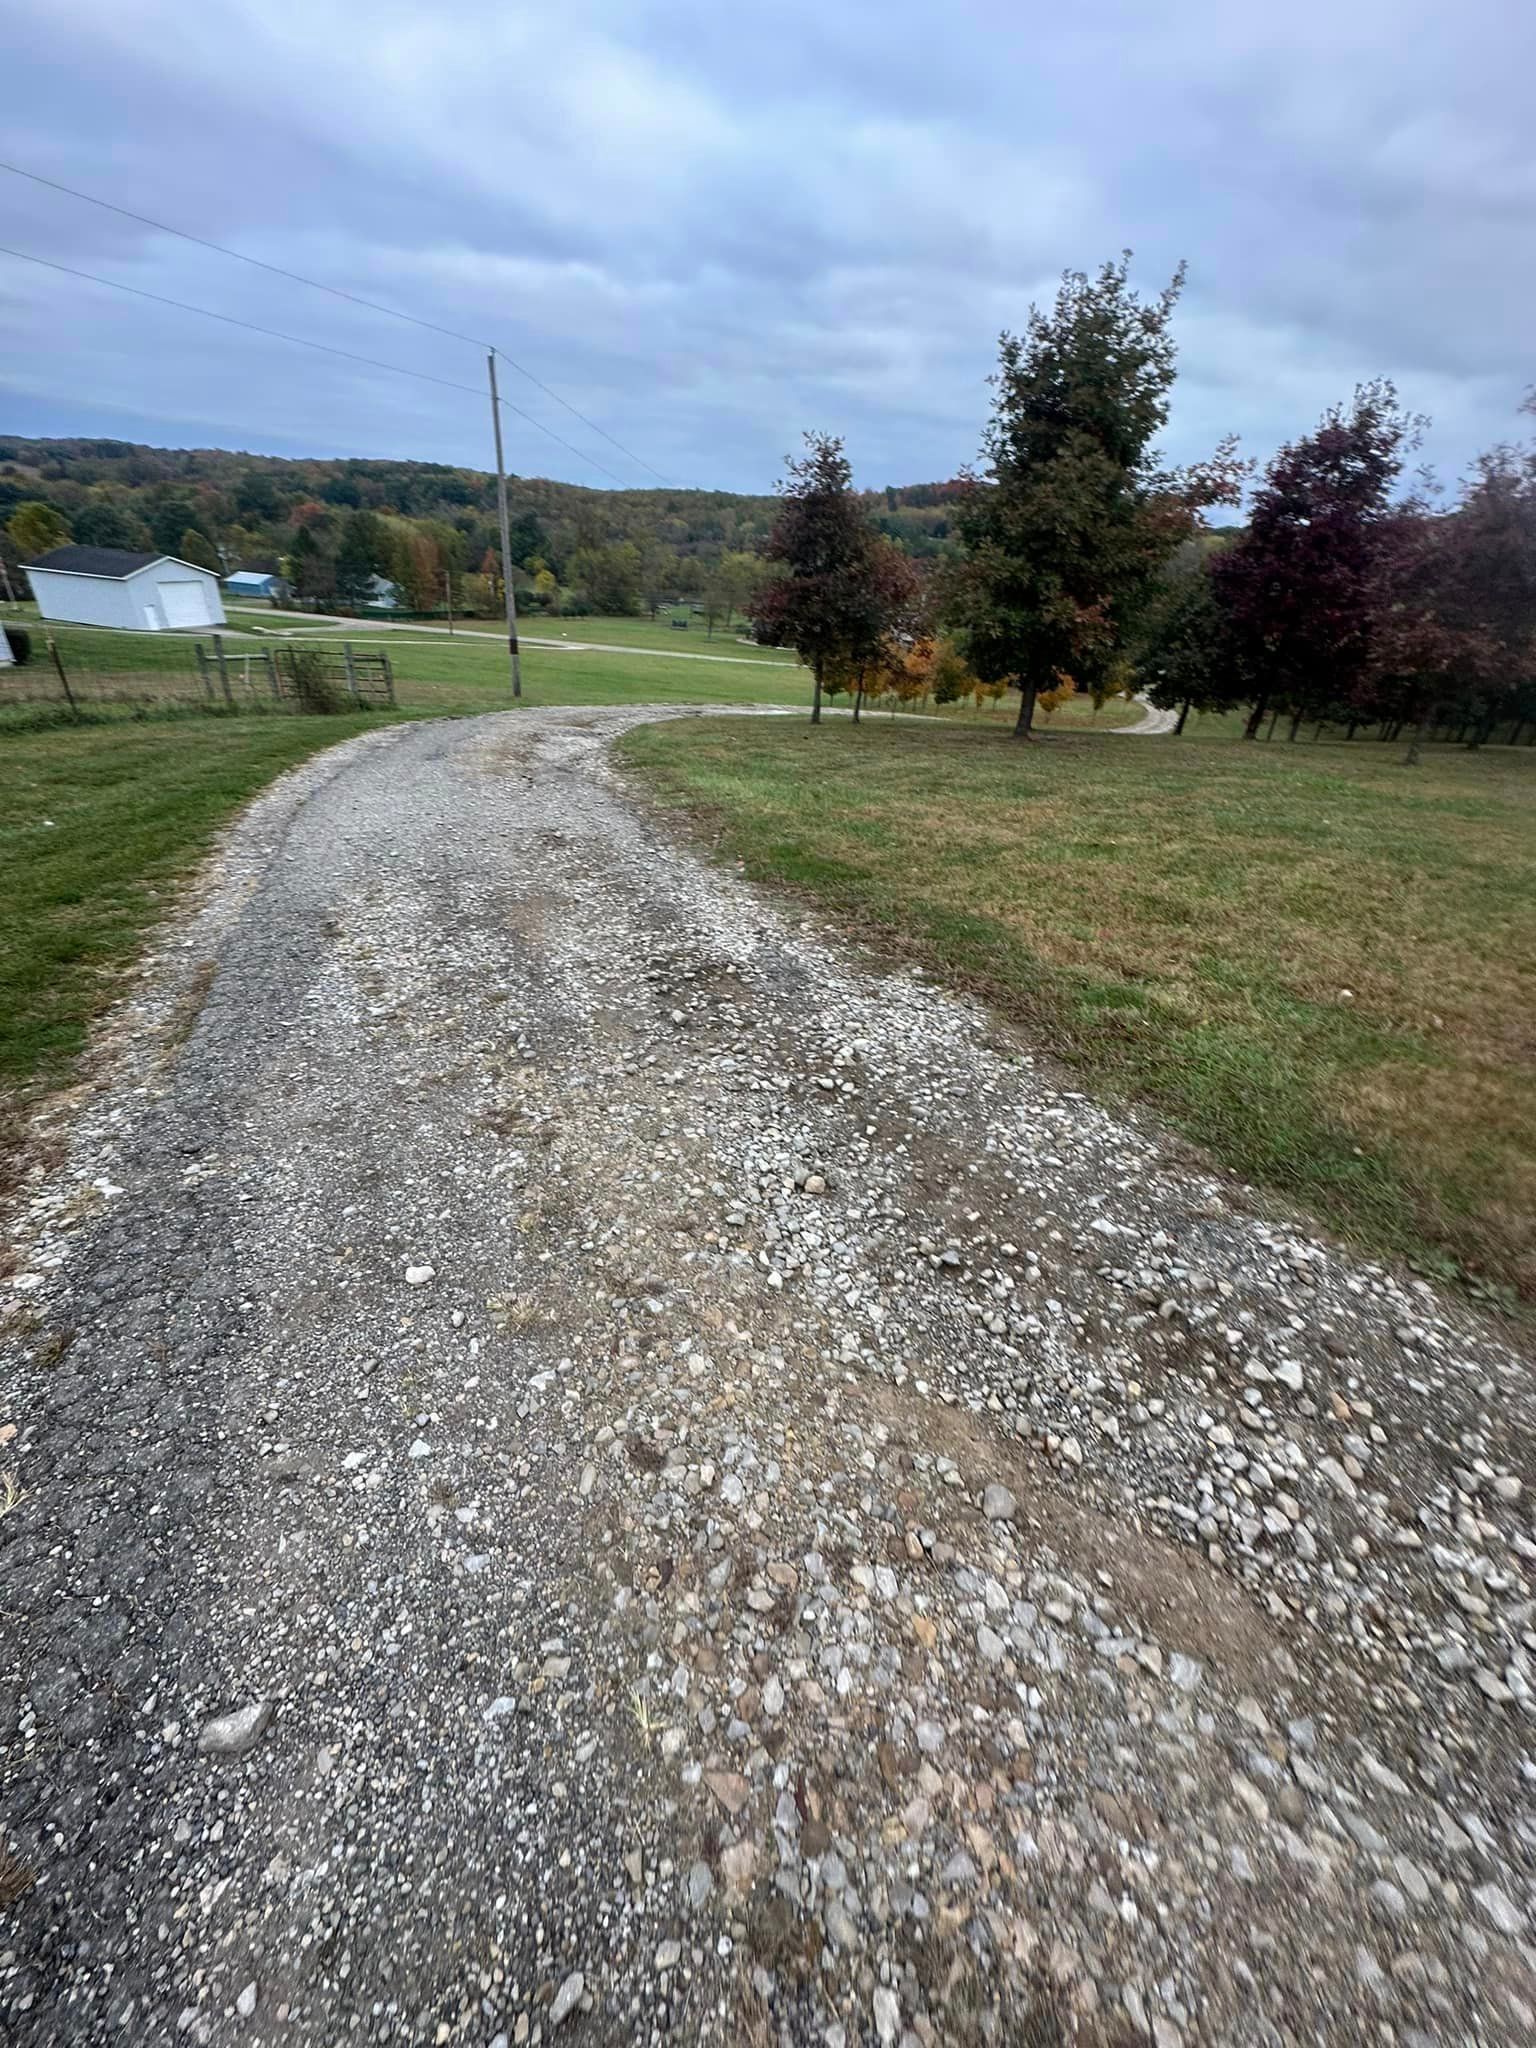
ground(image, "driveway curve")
xmin=3 ymin=707 xmax=1533 ymax=2047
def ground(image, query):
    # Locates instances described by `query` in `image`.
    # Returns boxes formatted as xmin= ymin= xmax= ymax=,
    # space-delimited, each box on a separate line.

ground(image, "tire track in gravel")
xmin=3 ymin=706 xmax=1534 ymax=2048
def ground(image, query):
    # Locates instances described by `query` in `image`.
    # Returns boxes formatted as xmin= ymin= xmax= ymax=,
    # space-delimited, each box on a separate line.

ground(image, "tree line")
xmin=0 ymin=438 xmax=953 ymax=623
xmin=748 ymin=257 xmax=1535 ymax=754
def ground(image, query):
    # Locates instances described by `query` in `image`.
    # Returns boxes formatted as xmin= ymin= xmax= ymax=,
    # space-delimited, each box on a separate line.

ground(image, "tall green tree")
xmin=7 ymin=500 xmax=71 ymax=557
xmin=288 ymin=524 xmax=335 ymax=606
xmin=1138 ymin=540 xmax=1247 ymax=732
xmin=749 ymin=434 xmax=885 ymax=723
xmin=148 ymin=493 xmax=203 ymax=553
xmin=334 ymin=510 xmax=392 ymax=609
xmin=567 ymin=540 xmax=643 ymax=614
xmin=945 ymin=255 xmax=1242 ymax=737
xmin=74 ymin=499 xmax=154 ymax=551
xmin=177 ymin=528 xmax=223 ymax=574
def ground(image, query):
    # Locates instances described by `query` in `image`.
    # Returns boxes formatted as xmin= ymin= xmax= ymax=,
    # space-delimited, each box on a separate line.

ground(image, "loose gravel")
xmin=3 ymin=705 xmax=1534 ymax=2046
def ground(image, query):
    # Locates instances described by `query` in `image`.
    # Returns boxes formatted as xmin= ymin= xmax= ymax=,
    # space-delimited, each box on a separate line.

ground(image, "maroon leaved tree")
xmin=750 ymin=435 xmax=887 ymax=724
xmin=1214 ymin=382 xmax=1421 ymax=739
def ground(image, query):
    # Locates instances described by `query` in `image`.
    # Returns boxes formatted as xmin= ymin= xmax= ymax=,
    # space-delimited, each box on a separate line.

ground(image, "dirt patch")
xmin=862 ymin=1376 xmax=1288 ymax=1700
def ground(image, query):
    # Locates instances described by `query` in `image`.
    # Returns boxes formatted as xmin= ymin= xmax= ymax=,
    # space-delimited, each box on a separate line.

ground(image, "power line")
xmin=0 ymin=242 xmax=633 ymax=486
xmin=1 ymin=159 xmax=678 ymax=488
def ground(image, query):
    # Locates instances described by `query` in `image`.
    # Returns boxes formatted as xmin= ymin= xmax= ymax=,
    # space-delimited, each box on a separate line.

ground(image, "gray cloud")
xmin=4 ymin=0 xmax=1532 ymax=494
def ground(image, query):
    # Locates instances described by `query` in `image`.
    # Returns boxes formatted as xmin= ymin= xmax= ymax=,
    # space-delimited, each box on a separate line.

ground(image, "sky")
xmin=3 ymin=0 xmax=1533 ymax=500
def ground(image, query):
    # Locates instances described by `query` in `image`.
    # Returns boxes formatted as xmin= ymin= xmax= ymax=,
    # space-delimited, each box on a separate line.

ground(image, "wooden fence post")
xmin=382 ymin=652 xmax=396 ymax=706
xmin=195 ymin=640 xmax=213 ymax=699
xmin=265 ymin=648 xmax=281 ymax=701
xmin=343 ymin=642 xmax=360 ymax=702
xmin=47 ymin=635 xmax=80 ymax=717
xmin=212 ymin=633 xmax=234 ymax=707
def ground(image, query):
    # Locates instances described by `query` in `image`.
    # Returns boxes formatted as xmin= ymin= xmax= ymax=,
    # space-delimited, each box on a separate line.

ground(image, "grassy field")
xmin=4 ymin=606 xmax=1143 ymax=728
xmin=1 ymin=714 xmax=381 ymax=1169
xmin=225 ymin=605 xmax=798 ymax=662
xmin=619 ymin=714 xmax=1536 ymax=1302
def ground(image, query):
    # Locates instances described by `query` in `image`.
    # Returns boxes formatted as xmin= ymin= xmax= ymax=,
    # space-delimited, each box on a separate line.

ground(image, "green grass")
xmin=225 ymin=605 xmax=798 ymax=663
xmin=619 ymin=714 xmax=1536 ymax=1302
xmin=0 ymin=714 xmax=380 ymax=1164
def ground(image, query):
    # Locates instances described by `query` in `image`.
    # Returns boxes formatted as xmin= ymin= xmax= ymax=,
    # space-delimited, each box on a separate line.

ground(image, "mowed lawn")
xmin=620 ymin=715 xmax=1536 ymax=1301
xmin=0 ymin=715 xmax=380 ymax=1166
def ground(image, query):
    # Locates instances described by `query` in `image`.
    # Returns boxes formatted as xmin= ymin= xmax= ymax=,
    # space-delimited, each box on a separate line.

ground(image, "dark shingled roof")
xmin=27 ymin=545 xmax=165 ymax=578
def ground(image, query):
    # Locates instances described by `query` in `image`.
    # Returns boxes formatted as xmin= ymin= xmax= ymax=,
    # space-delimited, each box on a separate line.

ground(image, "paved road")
xmin=3 ymin=709 xmax=1532 ymax=2047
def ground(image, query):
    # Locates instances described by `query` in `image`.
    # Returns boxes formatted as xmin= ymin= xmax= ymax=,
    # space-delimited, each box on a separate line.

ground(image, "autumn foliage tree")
xmin=751 ymin=434 xmax=892 ymax=723
xmin=7 ymin=500 xmax=71 ymax=558
xmin=1214 ymin=381 xmax=1420 ymax=739
xmin=945 ymin=255 xmax=1245 ymax=737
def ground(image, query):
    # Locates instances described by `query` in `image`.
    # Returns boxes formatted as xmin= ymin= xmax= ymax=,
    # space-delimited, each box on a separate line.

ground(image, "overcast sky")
xmin=4 ymin=0 xmax=1532 ymax=498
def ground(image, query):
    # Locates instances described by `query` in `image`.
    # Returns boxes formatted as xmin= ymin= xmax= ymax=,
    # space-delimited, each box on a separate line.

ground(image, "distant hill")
xmin=0 ymin=436 xmax=962 ymax=583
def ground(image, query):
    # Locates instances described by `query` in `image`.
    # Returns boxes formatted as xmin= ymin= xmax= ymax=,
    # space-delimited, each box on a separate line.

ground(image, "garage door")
xmin=159 ymin=580 xmax=212 ymax=629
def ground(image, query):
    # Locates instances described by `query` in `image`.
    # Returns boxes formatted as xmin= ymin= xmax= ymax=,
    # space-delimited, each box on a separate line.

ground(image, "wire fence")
xmin=1 ymin=628 xmax=394 ymax=717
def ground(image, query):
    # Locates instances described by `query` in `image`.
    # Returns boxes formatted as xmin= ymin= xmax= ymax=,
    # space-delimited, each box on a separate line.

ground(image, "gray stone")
xmin=1370 ymin=1880 xmax=1408 ymax=1923
xmin=873 ymin=1987 xmax=901 ymax=2046
xmin=549 ymin=1972 xmax=584 ymax=2027
xmin=198 ymin=1700 xmax=274 ymax=1759
xmin=1169 ymin=1653 xmax=1204 ymax=1693
xmin=686 ymin=1860 xmax=713 ymax=1910
xmin=1473 ymin=1883 xmax=1525 ymax=1937
xmin=982 ymin=1483 xmax=1017 ymax=1523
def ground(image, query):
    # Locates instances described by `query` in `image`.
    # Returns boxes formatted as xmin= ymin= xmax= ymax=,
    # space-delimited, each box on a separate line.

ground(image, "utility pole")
xmin=487 ymin=349 xmax=522 ymax=698
xmin=443 ymin=564 xmax=455 ymax=637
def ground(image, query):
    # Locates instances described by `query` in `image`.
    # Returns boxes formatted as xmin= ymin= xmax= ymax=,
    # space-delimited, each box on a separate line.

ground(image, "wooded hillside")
xmin=0 ymin=436 xmax=959 ymax=606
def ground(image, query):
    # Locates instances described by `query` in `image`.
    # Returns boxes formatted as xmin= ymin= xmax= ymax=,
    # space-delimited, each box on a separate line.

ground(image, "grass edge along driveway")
xmin=618 ymin=713 xmax=1536 ymax=1306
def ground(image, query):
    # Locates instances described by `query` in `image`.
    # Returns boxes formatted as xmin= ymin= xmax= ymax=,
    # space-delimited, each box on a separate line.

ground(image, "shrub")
xmin=286 ymin=647 xmax=347 ymax=714
xmin=3 ymin=624 xmax=31 ymax=666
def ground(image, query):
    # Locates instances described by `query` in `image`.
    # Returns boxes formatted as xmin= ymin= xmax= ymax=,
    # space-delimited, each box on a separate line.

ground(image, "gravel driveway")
xmin=3 ymin=706 xmax=1534 ymax=2047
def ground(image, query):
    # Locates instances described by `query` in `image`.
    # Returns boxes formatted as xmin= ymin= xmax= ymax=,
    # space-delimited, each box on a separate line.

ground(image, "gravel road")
xmin=3 ymin=706 xmax=1534 ymax=2047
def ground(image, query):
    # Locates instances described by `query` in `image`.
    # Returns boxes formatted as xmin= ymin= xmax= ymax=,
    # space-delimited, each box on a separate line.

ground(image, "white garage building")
xmin=26 ymin=545 xmax=226 ymax=632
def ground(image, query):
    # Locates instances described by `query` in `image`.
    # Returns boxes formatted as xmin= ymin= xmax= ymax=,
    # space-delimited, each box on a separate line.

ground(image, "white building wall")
xmin=27 ymin=562 xmax=225 ymax=631
xmin=0 ymin=626 xmax=13 ymax=667
xmin=27 ymin=568 xmax=145 ymax=629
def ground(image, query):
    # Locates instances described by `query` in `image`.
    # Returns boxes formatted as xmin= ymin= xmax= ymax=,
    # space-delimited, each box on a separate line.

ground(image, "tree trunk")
xmin=1243 ymin=697 xmax=1268 ymax=740
xmin=1345 ymin=720 xmax=1358 ymax=741
xmin=853 ymin=669 xmax=865 ymax=724
xmin=1265 ymin=709 xmax=1280 ymax=741
xmin=811 ymin=660 xmax=823 ymax=725
xmin=1404 ymin=705 xmax=1431 ymax=767
xmin=1013 ymin=681 xmax=1038 ymax=738
xmin=1174 ymin=698 xmax=1191 ymax=735
xmin=1288 ymin=709 xmax=1304 ymax=741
